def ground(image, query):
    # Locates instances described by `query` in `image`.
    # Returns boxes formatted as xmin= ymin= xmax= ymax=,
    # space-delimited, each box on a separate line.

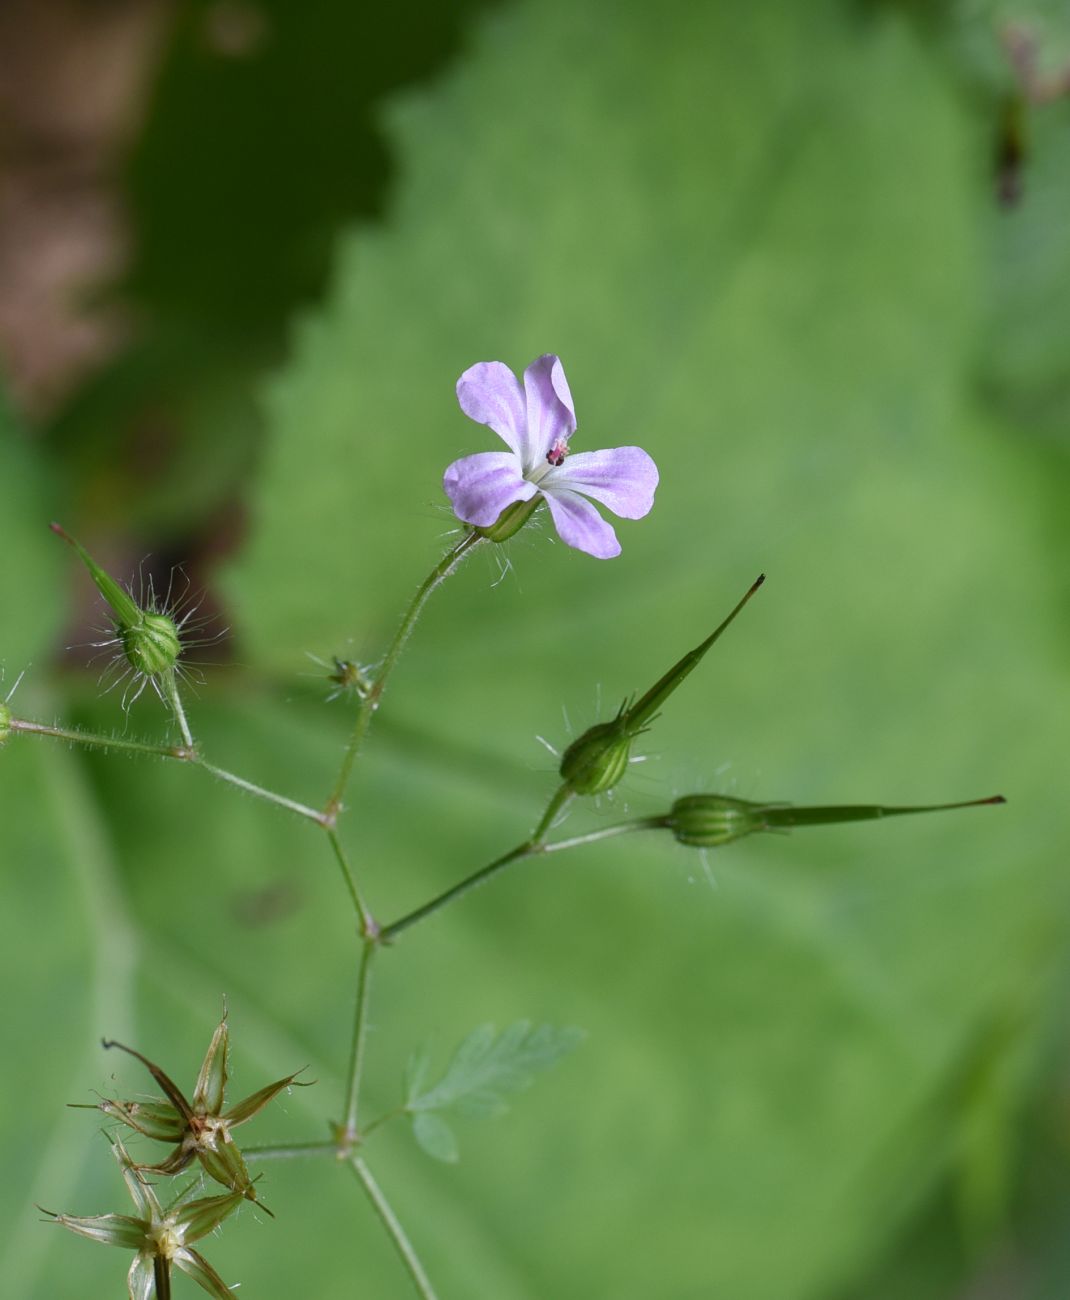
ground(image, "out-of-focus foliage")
xmin=2 ymin=0 xmax=1069 ymax=1298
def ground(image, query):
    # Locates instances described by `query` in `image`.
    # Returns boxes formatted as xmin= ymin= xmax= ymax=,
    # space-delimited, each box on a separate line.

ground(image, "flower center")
xmin=545 ymin=437 xmax=569 ymax=467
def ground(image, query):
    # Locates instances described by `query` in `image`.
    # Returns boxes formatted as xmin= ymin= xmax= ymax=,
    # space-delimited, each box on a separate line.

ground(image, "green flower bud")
xmin=559 ymin=715 xmax=632 ymax=796
xmin=476 ymin=495 xmax=542 ymax=543
xmin=0 ymin=701 xmax=10 ymax=747
xmin=668 ymin=794 xmax=772 ymax=847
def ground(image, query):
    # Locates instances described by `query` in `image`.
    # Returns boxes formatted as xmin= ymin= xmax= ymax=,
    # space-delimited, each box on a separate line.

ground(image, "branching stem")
xmin=10 ymin=717 xmax=328 ymax=826
xmin=380 ymin=794 xmax=665 ymax=942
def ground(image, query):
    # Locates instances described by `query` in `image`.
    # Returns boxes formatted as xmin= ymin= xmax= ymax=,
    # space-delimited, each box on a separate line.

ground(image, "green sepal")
xmin=128 ymin=1255 xmax=155 ymax=1300
xmin=172 ymin=1188 xmax=246 ymax=1243
xmin=476 ymin=495 xmax=542 ymax=543
xmin=98 ymin=1097 xmax=185 ymax=1142
xmin=196 ymin=1137 xmax=268 ymax=1212
xmin=174 ymin=1246 xmax=239 ymax=1300
xmin=45 ymin=1209 xmax=148 ymax=1251
xmin=122 ymin=613 xmax=182 ymax=678
xmin=111 ymin=1137 xmax=162 ymax=1221
xmin=559 ymin=712 xmax=632 ymax=796
xmin=103 ymin=1039 xmax=195 ymax=1123
xmin=192 ymin=1015 xmax=229 ymax=1116
xmin=668 ymin=794 xmax=769 ymax=847
xmin=225 ymin=1069 xmax=309 ymax=1127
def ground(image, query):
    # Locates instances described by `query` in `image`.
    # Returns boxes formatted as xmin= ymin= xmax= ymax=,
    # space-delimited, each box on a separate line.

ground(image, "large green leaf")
xmin=5 ymin=2 xmax=1070 ymax=1298
xmin=211 ymin=0 xmax=1070 ymax=1296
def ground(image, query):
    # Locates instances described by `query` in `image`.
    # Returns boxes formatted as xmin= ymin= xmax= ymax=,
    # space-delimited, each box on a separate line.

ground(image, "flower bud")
xmin=476 ymin=495 xmax=542 ymax=543
xmin=668 ymin=794 xmax=770 ymax=847
xmin=559 ymin=716 xmax=632 ymax=796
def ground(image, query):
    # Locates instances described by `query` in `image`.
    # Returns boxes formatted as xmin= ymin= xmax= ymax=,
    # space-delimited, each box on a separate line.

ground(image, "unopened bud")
xmin=559 ymin=716 xmax=632 ymax=796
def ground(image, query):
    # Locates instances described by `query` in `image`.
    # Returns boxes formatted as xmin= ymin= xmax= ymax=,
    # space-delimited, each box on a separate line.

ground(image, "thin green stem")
xmin=9 ymin=718 xmax=188 ymax=759
xmin=244 ymin=1141 xmax=338 ymax=1163
xmin=343 ymin=940 xmax=378 ymax=1137
xmin=326 ymin=828 xmax=374 ymax=932
xmin=159 ymin=670 xmax=194 ymax=749
xmin=325 ymin=531 xmax=484 ymax=816
xmin=359 ymin=1105 xmax=407 ymax=1140
xmin=13 ymin=714 xmax=329 ymax=827
xmin=541 ymin=816 xmax=669 ymax=854
xmin=193 ymin=758 xmax=328 ymax=827
xmin=380 ymin=797 xmax=664 ymax=943
xmin=350 ymin=1158 xmax=439 ymax=1300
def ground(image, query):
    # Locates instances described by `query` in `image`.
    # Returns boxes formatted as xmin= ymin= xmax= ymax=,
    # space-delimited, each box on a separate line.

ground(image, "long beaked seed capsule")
xmin=668 ymin=792 xmax=1007 ymax=848
xmin=559 ymin=575 xmax=764 ymax=798
xmin=51 ymin=524 xmax=182 ymax=680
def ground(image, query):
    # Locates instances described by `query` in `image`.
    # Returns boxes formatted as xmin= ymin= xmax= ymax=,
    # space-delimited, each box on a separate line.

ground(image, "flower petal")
xmin=443 ymin=452 xmax=535 ymax=527
xmin=523 ymin=355 xmax=576 ymax=465
xmin=543 ymin=446 xmax=659 ymax=519
xmin=456 ymin=362 xmax=526 ymax=456
xmin=544 ymin=489 xmax=621 ymax=559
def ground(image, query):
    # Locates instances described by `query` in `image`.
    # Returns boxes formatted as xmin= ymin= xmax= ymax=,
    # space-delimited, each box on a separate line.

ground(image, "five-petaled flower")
xmin=443 ymin=355 xmax=658 ymax=559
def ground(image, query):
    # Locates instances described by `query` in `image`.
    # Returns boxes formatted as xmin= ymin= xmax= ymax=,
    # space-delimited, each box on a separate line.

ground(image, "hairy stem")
xmin=192 ymin=757 xmax=328 ymax=827
xmin=11 ymin=715 xmax=329 ymax=827
xmin=325 ymin=531 xmax=483 ymax=817
xmin=350 ymin=1158 xmax=439 ymax=1300
xmin=9 ymin=718 xmax=187 ymax=758
xmin=159 ymin=670 xmax=194 ymax=749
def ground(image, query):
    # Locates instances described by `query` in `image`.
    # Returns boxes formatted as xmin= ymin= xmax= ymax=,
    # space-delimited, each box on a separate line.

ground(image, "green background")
xmin=2 ymin=1 xmax=1069 ymax=1296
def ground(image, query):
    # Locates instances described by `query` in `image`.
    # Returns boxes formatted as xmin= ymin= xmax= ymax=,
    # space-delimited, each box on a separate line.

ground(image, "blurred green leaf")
xmin=407 ymin=1021 xmax=585 ymax=1119
xmin=6 ymin=2 xmax=1070 ymax=1299
xmin=412 ymin=1111 xmax=460 ymax=1164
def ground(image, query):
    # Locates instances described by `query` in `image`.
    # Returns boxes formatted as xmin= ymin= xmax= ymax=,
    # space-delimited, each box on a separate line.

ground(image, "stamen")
xmin=545 ymin=437 xmax=569 ymax=467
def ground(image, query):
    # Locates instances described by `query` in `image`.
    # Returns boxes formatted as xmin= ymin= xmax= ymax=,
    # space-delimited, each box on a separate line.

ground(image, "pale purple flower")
xmin=443 ymin=355 xmax=658 ymax=559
